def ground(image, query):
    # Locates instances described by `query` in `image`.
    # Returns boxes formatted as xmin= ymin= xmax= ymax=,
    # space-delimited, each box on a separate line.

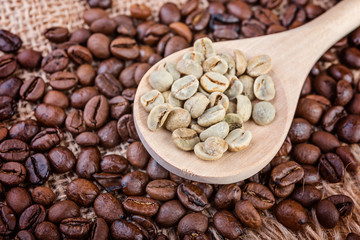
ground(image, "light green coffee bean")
xmin=176 ymin=59 xmax=203 ymax=79
xmin=163 ymin=91 xmax=183 ymax=108
xmin=225 ymin=129 xmax=252 ymax=151
xmin=164 ymin=108 xmax=191 ymax=132
xmin=147 ymin=103 xmax=173 ymax=131
xmin=234 ymin=49 xmax=247 ymax=75
xmin=224 ymin=113 xmax=243 ymax=131
xmin=148 ymin=69 xmax=173 ymax=92
xmin=198 ymin=105 xmax=226 ymax=127
xmin=194 ymin=136 xmax=228 ymax=161
xmin=254 ymin=74 xmax=275 ymax=101
xmin=247 ymin=54 xmax=272 ymax=77
xmin=226 ymin=101 xmax=237 ymax=114
xmin=239 ymin=75 xmax=255 ymax=100
xmin=252 ymin=101 xmax=276 ymax=126
xmin=184 ymin=92 xmax=210 ymax=118
xmin=172 ymin=128 xmax=200 ymax=151
xmin=209 ymin=92 xmax=229 ymax=110
xmin=203 ymin=56 xmax=228 ymax=74
xmin=190 ymin=121 xmax=206 ymax=134
xmin=219 ymin=53 xmax=235 ymax=77
xmin=200 ymin=72 xmax=229 ymax=93
xmin=141 ymin=89 xmax=165 ymax=112
xmin=236 ymin=95 xmax=252 ymax=122
xmin=199 ymin=121 xmax=229 ymax=141
xmin=171 ymin=75 xmax=199 ymax=100
xmin=198 ymin=85 xmax=211 ymax=97
xmin=194 ymin=37 xmax=216 ymax=59
xmin=183 ymin=51 xmax=205 ymax=65
xmin=159 ymin=62 xmax=180 ymax=80
xmin=224 ymin=76 xmax=243 ymax=100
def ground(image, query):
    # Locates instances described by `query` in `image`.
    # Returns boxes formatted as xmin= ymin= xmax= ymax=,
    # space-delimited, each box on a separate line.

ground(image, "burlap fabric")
xmin=1 ymin=0 xmax=360 ymax=239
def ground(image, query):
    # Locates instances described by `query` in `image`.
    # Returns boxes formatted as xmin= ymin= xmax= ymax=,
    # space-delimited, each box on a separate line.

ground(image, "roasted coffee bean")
xmin=209 ymin=13 xmax=240 ymax=32
xmin=0 ymin=123 xmax=7 ymax=142
xmin=341 ymin=47 xmax=360 ymax=69
xmin=130 ymin=3 xmax=151 ymax=19
xmin=98 ymin=57 xmax=124 ymax=77
xmin=293 ymin=143 xmax=320 ymax=165
xmin=347 ymin=233 xmax=360 ymax=240
xmin=95 ymin=73 xmax=123 ymax=98
xmin=117 ymin=113 xmax=139 ymax=142
xmin=128 ymin=215 xmax=157 ymax=239
xmin=65 ymin=109 xmax=86 ymax=134
xmin=123 ymin=196 xmax=159 ymax=217
xmin=349 ymin=26 xmax=360 ymax=46
xmin=60 ymin=217 xmax=90 ymax=239
xmin=242 ymin=183 xmax=275 ymax=210
xmin=271 ymin=161 xmax=304 ymax=187
xmin=0 ymin=29 xmax=22 ymax=53
xmin=0 ymin=203 xmax=16 ymax=235
xmin=41 ymin=49 xmax=69 ymax=73
xmin=0 ymin=96 xmax=16 ymax=120
xmin=0 ymin=54 xmax=17 ymax=78
xmin=84 ymin=95 xmax=109 ymax=129
xmin=301 ymin=164 xmax=321 ymax=185
xmin=327 ymin=64 xmax=353 ymax=83
xmin=337 ymin=115 xmax=360 ymax=143
xmin=275 ymin=199 xmax=308 ymax=231
xmin=241 ymin=19 xmax=265 ymax=38
xmin=25 ymin=153 xmax=50 ymax=184
xmin=143 ymin=24 xmax=170 ymax=46
xmin=101 ymin=154 xmax=128 ymax=174
xmin=234 ymin=200 xmax=262 ymax=228
xmin=156 ymin=200 xmax=186 ymax=227
xmin=83 ymin=8 xmax=109 ymax=25
xmin=70 ymin=86 xmax=99 ymax=109
xmin=6 ymin=187 xmax=32 ymax=214
xmin=15 ymin=230 xmax=36 ymax=240
xmin=146 ymin=179 xmax=177 ymax=201
xmin=119 ymin=63 xmax=140 ymax=88
xmin=177 ymin=213 xmax=208 ymax=237
xmin=76 ymin=147 xmax=101 ymax=179
xmin=267 ymin=24 xmax=287 ymax=34
xmin=0 ymin=77 xmax=22 ymax=99
xmin=348 ymin=94 xmax=360 ymax=114
xmin=35 ymin=104 xmax=66 ymax=127
xmin=93 ymin=172 xmax=122 ymax=192
xmin=313 ymin=74 xmax=336 ymax=100
xmin=75 ymin=131 xmax=100 ymax=147
xmin=322 ymin=106 xmax=347 ymax=132
xmin=121 ymin=170 xmax=149 ymax=196
xmin=67 ymin=178 xmax=99 ymax=206
xmin=327 ymin=194 xmax=354 ymax=217
xmin=48 ymin=200 xmax=80 ymax=223
xmin=291 ymin=185 xmax=321 ymax=208
xmin=268 ymin=179 xmax=295 ymax=198
xmin=109 ymin=96 xmax=130 ymax=119
xmin=116 ymin=16 xmax=136 ymax=37
xmin=87 ymin=0 xmax=112 ymax=8
xmin=288 ymin=118 xmax=312 ymax=143
xmin=192 ymin=182 xmax=213 ymax=200
xmin=0 ymin=139 xmax=29 ymax=162
xmin=97 ymin=120 xmax=121 ymax=148
xmin=169 ymin=22 xmax=192 ymax=43
xmin=111 ymin=37 xmax=139 ymax=60
xmin=139 ymin=45 xmax=155 ymax=63
xmin=44 ymin=27 xmax=69 ymax=43
xmin=186 ymin=9 xmax=210 ymax=32
xmin=49 ymin=71 xmax=78 ymax=90
xmin=254 ymin=8 xmax=279 ymax=26
xmin=213 ymin=28 xmax=239 ymax=40
xmin=319 ymin=153 xmax=345 ymax=183
xmin=260 ymin=0 xmax=282 ymax=8
xmin=90 ymin=218 xmax=109 ymax=240
xmin=43 ymin=90 xmax=69 ymax=109
xmin=177 ymin=182 xmax=208 ymax=212
xmin=69 ymin=28 xmax=91 ymax=44
xmin=35 ymin=221 xmax=60 ymax=240
xmin=159 ymin=2 xmax=181 ymax=25
xmin=213 ymin=210 xmax=242 ymax=240
xmin=19 ymin=204 xmax=46 ymax=231
xmin=208 ymin=2 xmax=226 ymax=15
xmin=48 ymin=146 xmax=76 ymax=173
xmin=30 ymin=128 xmax=63 ymax=151
xmin=87 ymin=33 xmax=111 ymax=59
xmin=316 ymin=199 xmax=339 ymax=228
xmin=8 ymin=119 xmax=38 ymax=142
xmin=296 ymin=98 xmax=324 ymax=125
xmin=146 ymin=158 xmax=169 ymax=180
xmin=31 ymin=186 xmax=55 ymax=206
xmin=164 ymin=35 xmax=190 ymax=57
xmin=67 ymin=45 xmax=93 ymax=64
xmin=90 ymin=18 xmax=117 ymax=35
xmin=20 ymin=76 xmax=45 ymax=102
xmin=122 ymin=88 xmax=136 ymax=102
xmin=305 ymin=3 xmax=325 ymax=19
xmin=111 ymin=219 xmax=144 ymax=239
xmin=336 ymin=146 xmax=358 ymax=172
xmin=282 ymin=4 xmax=306 ymax=28
xmin=226 ymin=0 xmax=251 ymax=20
xmin=311 ymin=131 xmax=340 ymax=152
xmin=126 ymin=141 xmax=150 ymax=168
xmin=214 ymin=183 xmax=241 ymax=210
xmin=0 ymin=161 xmax=26 ymax=185
xmin=300 ymin=76 xmax=312 ymax=97
xmin=94 ymin=193 xmax=125 ymax=223
xmin=76 ymin=64 xmax=96 ymax=86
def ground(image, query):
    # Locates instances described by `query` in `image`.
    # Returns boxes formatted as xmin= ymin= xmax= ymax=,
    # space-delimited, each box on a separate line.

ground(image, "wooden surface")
xmin=134 ymin=0 xmax=360 ymax=184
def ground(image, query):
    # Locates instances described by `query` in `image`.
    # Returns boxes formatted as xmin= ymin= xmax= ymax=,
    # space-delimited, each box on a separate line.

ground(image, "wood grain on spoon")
xmin=134 ymin=0 xmax=360 ymax=184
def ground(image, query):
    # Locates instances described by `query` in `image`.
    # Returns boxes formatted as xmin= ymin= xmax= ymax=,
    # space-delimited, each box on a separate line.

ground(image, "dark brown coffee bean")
xmin=48 ymin=200 xmax=80 ymax=224
xmin=155 ymin=200 xmax=186 ymax=227
xmin=157 ymin=33 xmax=174 ymax=55
xmin=146 ymin=179 xmax=177 ymax=201
xmin=60 ymin=217 xmax=90 ymax=239
xmin=0 ymin=161 xmax=26 ymax=186
xmin=130 ymin=3 xmax=151 ymax=19
xmin=148 ymin=53 xmax=162 ymax=65
xmin=90 ymin=18 xmax=117 ymax=35
xmin=87 ymin=0 xmax=112 ymax=8
xmin=35 ymin=104 xmax=66 ymax=127
xmin=147 ymin=158 xmax=169 ymax=180
xmin=49 ymin=71 xmax=78 ymax=90
xmin=242 ymin=182 xmax=275 ymax=210
xmin=30 ymin=128 xmax=63 ymax=152
xmin=208 ymin=2 xmax=225 ymax=15
xmin=159 ymin=3 xmax=181 ymax=25
xmin=76 ymin=147 xmax=101 ymax=179
xmin=275 ymin=199 xmax=308 ymax=231
xmin=84 ymin=95 xmax=109 ymax=129
xmin=111 ymin=37 xmax=139 ymax=60
xmin=169 ymin=22 xmax=192 ymax=43
xmin=181 ymin=0 xmax=199 ymax=16
xmin=337 ymin=115 xmax=360 ymax=143
xmin=226 ymin=0 xmax=251 ymax=20
xmin=271 ymin=161 xmax=304 ymax=187
xmin=129 ymin=215 xmax=157 ymax=239
xmin=43 ymin=90 xmax=69 ymax=109
xmin=117 ymin=113 xmax=139 ymax=142
xmin=316 ymin=199 xmax=339 ymax=228
xmin=67 ymin=178 xmax=99 ymax=207
xmin=267 ymin=24 xmax=287 ymax=34
xmin=90 ymin=218 xmax=109 ymax=240
xmin=109 ymin=96 xmax=130 ymax=119
xmin=268 ymin=179 xmax=295 ymax=198
xmin=177 ymin=182 xmax=208 ymax=212
xmin=69 ymin=28 xmax=91 ymax=44
xmin=94 ymin=193 xmax=125 ymax=223
xmin=67 ymin=45 xmax=93 ymax=64
xmin=70 ymin=86 xmax=99 ymax=109
xmin=87 ymin=33 xmax=111 ymax=59
xmin=305 ymin=3 xmax=324 ymax=19
xmin=75 ymin=131 xmax=100 ymax=147
xmin=0 ymin=95 xmax=16 ymax=120
xmin=0 ymin=139 xmax=29 ymax=162
xmin=98 ymin=57 xmax=124 ymax=77
xmin=0 ymin=29 xmax=22 ymax=53
xmin=347 ymin=233 xmax=360 ymax=240
xmin=83 ymin=8 xmax=108 ymax=25
xmin=349 ymin=26 xmax=360 ymax=46
xmin=15 ymin=230 xmax=36 ymax=240
xmin=336 ymin=146 xmax=358 ymax=172
xmin=93 ymin=172 xmax=122 ymax=192
xmin=116 ymin=15 xmax=136 ymax=37
xmin=123 ymin=196 xmax=159 ymax=217
xmin=288 ymin=118 xmax=312 ymax=143
xmin=48 ymin=146 xmax=76 ymax=173
xmin=214 ymin=183 xmax=241 ymax=210
xmin=137 ymin=21 xmax=156 ymax=41
xmin=65 ymin=109 xmax=86 ymax=134
xmin=311 ymin=131 xmax=340 ymax=152
xmin=234 ymin=200 xmax=261 ymax=228
xmin=0 ymin=54 xmax=17 ymax=78
xmin=35 ymin=221 xmax=60 ymax=240
xmin=76 ymin=64 xmax=96 ymax=86
xmin=342 ymin=47 xmax=360 ymax=69
xmin=214 ymin=28 xmax=239 ymax=41
xmin=20 ymin=76 xmax=45 ymax=102
xmin=25 ymin=153 xmax=50 ymax=184
xmin=122 ymin=88 xmax=136 ymax=102
xmin=327 ymin=63 xmax=353 ymax=83
xmin=254 ymin=8 xmax=279 ymax=26
xmin=44 ymin=27 xmax=69 ymax=43
xmin=319 ymin=153 xmax=345 ymax=183
xmin=0 ymin=123 xmax=7 ymax=142
xmin=19 ymin=204 xmax=46 ymax=231
xmin=31 ymin=186 xmax=55 ymax=206
xmin=8 ymin=119 xmax=38 ymax=142
xmin=282 ymin=4 xmax=306 ymax=28
xmin=260 ymin=0 xmax=282 ymax=9
xmin=41 ymin=49 xmax=69 ymax=73
xmin=300 ymin=76 xmax=312 ymax=97
xmin=111 ymin=219 xmax=144 ymax=240
xmin=164 ymin=35 xmax=190 ymax=57
xmin=312 ymin=74 xmax=336 ymax=100
xmin=293 ymin=143 xmax=320 ymax=165
xmin=186 ymin=9 xmax=210 ymax=32
xmin=6 ymin=187 xmax=32 ymax=214
xmin=296 ymin=98 xmax=324 ymax=125
xmin=143 ymin=24 xmax=170 ymax=46
xmin=121 ymin=170 xmax=149 ymax=196
xmin=126 ymin=141 xmax=150 ymax=168
xmin=334 ymin=80 xmax=353 ymax=106
xmin=0 ymin=77 xmax=22 ymax=99
xmin=348 ymin=94 xmax=360 ymax=114
xmin=321 ymin=106 xmax=347 ymax=132
xmin=301 ymin=164 xmax=321 ymax=185
xmin=0 ymin=203 xmax=16 ymax=235
xmin=291 ymin=185 xmax=321 ymax=208
xmin=213 ymin=210 xmax=242 ymax=240
xmin=95 ymin=73 xmax=123 ymax=98
xmin=241 ymin=19 xmax=265 ymax=38
xmin=97 ymin=120 xmax=121 ymax=148
xmin=177 ymin=213 xmax=208 ymax=237
xmin=326 ymin=194 xmax=354 ymax=217
xmin=101 ymin=154 xmax=128 ymax=174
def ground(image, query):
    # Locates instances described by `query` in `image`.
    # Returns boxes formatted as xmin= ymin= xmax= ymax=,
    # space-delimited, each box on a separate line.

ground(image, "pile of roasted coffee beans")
xmin=1 ymin=0 xmax=360 ymax=239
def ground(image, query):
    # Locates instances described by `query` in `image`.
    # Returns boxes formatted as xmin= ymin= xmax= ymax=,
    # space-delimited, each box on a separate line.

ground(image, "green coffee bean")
xmin=164 ymin=108 xmax=191 ymax=131
xmin=148 ymin=69 xmax=173 ymax=92
xmin=171 ymin=75 xmax=199 ymax=100
xmin=252 ymin=101 xmax=276 ymax=126
xmin=184 ymin=92 xmax=210 ymax=118
xmin=183 ymin=51 xmax=205 ymax=65
xmin=172 ymin=128 xmax=200 ymax=151
xmin=200 ymin=72 xmax=229 ymax=93
xmin=203 ymin=55 xmax=228 ymax=74
xmin=236 ymin=95 xmax=252 ymax=122
xmin=235 ymin=49 xmax=247 ymax=75
xmin=199 ymin=121 xmax=229 ymax=141
xmin=194 ymin=136 xmax=228 ymax=161
xmin=198 ymin=105 xmax=226 ymax=127
xmin=209 ymin=92 xmax=229 ymax=110
xmin=224 ymin=113 xmax=243 ymax=131
xmin=239 ymin=75 xmax=255 ymax=100
xmin=141 ymin=89 xmax=165 ymax=112
xmin=176 ymin=59 xmax=203 ymax=79
xmin=163 ymin=91 xmax=183 ymax=108
xmin=219 ymin=53 xmax=235 ymax=77
xmin=247 ymin=54 xmax=272 ymax=77
xmin=159 ymin=62 xmax=180 ymax=80
xmin=225 ymin=129 xmax=252 ymax=152
xmin=224 ymin=76 xmax=243 ymax=100
xmin=254 ymin=74 xmax=275 ymax=101
xmin=147 ymin=103 xmax=173 ymax=131
xmin=194 ymin=37 xmax=216 ymax=59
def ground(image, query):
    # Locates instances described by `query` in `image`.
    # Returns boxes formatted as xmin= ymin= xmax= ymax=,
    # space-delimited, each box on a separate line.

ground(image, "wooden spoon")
xmin=133 ymin=0 xmax=360 ymax=184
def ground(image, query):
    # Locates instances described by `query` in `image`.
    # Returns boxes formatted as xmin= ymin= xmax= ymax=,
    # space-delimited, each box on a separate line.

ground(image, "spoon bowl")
xmin=133 ymin=0 xmax=360 ymax=184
